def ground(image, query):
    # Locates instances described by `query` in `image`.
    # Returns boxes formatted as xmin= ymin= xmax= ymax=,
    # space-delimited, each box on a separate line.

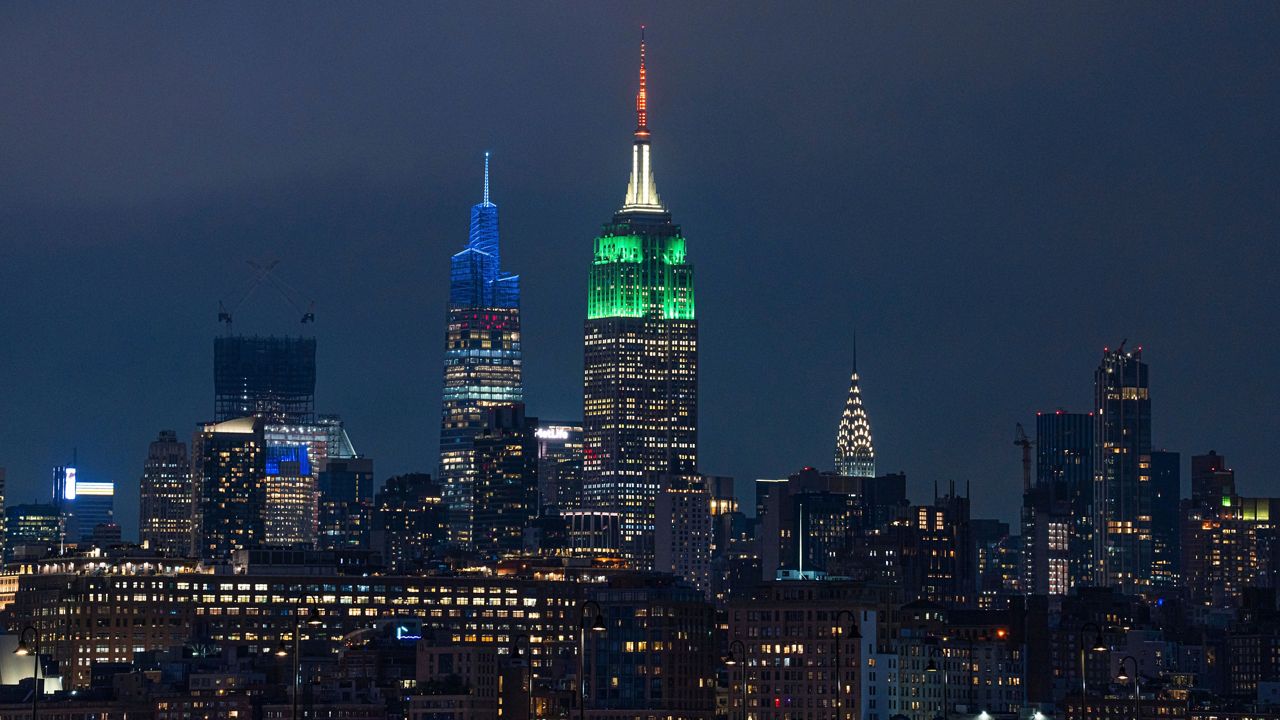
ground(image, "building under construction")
xmin=214 ymin=335 xmax=316 ymax=425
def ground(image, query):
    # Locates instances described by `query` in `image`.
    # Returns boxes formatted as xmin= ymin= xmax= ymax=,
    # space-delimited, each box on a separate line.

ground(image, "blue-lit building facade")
xmin=438 ymin=154 xmax=522 ymax=548
xmin=52 ymin=465 xmax=115 ymax=544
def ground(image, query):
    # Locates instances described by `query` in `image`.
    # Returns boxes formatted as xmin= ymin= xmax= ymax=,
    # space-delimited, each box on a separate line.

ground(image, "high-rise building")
xmin=318 ymin=414 xmax=357 ymax=460
xmin=438 ymin=153 xmax=523 ymax=550
xmin=534 ymin=420 xmax=583 ymax=513
xmin=4 ymin=504 xmax=60 ymax=561
xmin=1150 ymin=450 xmax=1181 ymax=586
xmin=834 ymin=346 xmax=875 ymax=478
xmin=191 ymin=416 xmax=265 ymax=560
xmin=52 ymin=465 xmax=114 ymax=544
xmin=214 ymin=335 xmax=316 ymax=424
xmin=1091 ymin=344 xmax=1152 ymax=593
xmin=371 ymin=473 xmax=447 ymax=573
xmin=1034 ymin=410 xmax=1094 ymax=589
xmin=1191 ymin=450 xmax=1234 ymax=509
xmin=139 ymin=430 xmax=191 ymax=556
xmin=582 ymin=35 xmax=697 ymax=567
xmin=317 ymin=456 xmax=374 ymax=551
xmin=655 ymin=473 xmax=713 ymax=598
xmin=261 ymin=423 xmax=328 ymax=548
xmin=472 ymin=404 xmax=539 ymax=557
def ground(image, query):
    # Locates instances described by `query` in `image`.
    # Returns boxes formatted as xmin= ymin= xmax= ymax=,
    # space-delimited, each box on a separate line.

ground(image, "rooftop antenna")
xmin=483 ymin=151 xmax=492 ymax=207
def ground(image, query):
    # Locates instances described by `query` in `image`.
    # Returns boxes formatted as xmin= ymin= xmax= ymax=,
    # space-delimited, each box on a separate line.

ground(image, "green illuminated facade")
xmin=582 ymin=35 xmax=698 ymax=568
xmin=587 ymin=228 xmax=694 ymax=321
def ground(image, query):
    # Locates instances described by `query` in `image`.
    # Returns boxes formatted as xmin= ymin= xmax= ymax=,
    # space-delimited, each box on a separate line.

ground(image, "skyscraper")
xmin=317 ymin=456 xmax=374 ymax=551
xmin=582 ymin=33 xmax=697 ymax=567
xmin=834 ymin=345 xmax=875 ymax=478
xmin=535 ymin=420 xmax=584 ymax=513
xmin=214 ymin=335 xmax=316 ymax=424
xmin=139 ymin=430 xmax=191 ymax=556
xmin=4 ymin=504 xmax=60 ymax=561
xmin=1033 ymin=410 xmax=1094 ymax=591
xmin=438 ymin=153 xmax=522 ymax=549
xmin=1091 ymin=344 xmax=1152 ymax=593
xmin=52 ymin=465 xmax=114 ymax=545
xmin=472 ymin=404 xmax=539 ymax=557
xmin=1150 ymin=450 xmax=1181 ymax=587
xmin=191 ymin=416 xmax=265 ymax=560
xmin=371 ymin=473 xmax=448 ymax=573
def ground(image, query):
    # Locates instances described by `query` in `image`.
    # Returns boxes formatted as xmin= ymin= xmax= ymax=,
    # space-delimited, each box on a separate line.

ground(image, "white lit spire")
xmin=621 ymin=27 xmax=665 ymax=214
xmin=834 ymin=339 xmax=875 ymax=478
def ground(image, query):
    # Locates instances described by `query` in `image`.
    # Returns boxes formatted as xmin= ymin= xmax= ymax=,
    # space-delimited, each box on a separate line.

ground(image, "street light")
xmin=832 ymin=610 xmax=862 ymax=720
xmin=277 ymin=607 xmax=323 ymax=720
xmin=13 ymin=626 xmax=40 ymax=720
xmin=727 ymin=639 xmax=746 ymax=720
xmin=578 ymin=600 xmax=606 ymax=720
xmin=1116 ymin=655 xmax=1140 ymax=720
xmin=1078 ymin=622 xmax=1107 ymax=703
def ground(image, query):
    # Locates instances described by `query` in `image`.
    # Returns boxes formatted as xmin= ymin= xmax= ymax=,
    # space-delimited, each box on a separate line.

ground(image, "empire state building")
xmin=582 ymin=32 xmax=697 ymax=567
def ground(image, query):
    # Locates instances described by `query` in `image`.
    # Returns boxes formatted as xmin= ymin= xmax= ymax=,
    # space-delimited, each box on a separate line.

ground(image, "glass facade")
xmin=438 ymin=155 xmax=523 ymax=549
xmin=1092 ymin=345 xmax=1152 ymax=593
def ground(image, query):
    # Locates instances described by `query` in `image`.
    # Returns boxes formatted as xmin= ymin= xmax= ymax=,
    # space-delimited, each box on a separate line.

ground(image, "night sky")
xmin=2 ymin=3 xmax=1277 ymax=539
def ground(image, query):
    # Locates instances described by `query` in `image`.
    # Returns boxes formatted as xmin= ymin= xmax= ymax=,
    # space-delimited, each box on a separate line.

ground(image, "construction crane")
xmin=1014 ymin=423 xmax=1033 ymax=492
xmin=218 ymin=259 xmax=316 ymax=329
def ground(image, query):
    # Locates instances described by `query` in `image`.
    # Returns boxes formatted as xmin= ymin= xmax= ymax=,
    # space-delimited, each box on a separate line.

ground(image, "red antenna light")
xmin=635 ymin=26 xmax=649 ymax=137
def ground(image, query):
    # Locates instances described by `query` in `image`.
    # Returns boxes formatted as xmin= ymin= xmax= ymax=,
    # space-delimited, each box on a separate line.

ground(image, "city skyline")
xmin=1 ymin=5 xmax=1277 ymax=540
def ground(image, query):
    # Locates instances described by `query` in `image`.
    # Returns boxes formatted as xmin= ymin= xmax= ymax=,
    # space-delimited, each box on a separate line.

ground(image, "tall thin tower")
xmin=582 ymin=29 xmax=697 ymax=567
xmin=1091 ymin=344 xmax=1152 ymax=593
xmin=438 ymin=154 xmax=523 ymax=548
xmin=833 ymin=339 xmax=875 ymax=477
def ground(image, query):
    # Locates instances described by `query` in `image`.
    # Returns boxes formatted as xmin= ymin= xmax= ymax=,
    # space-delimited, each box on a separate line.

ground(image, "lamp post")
xmin=727 ymin=639 xmax=746 ymax=720
xmin=1116 ymin=656 xmax=1140 ymax=720
xmin=513 ymin=633 xmax=533 ymax=720
xmin=13 ymin=625 xmax=40 ymax=720
xmin=577 ymin=600 xmax=605 ymax=720
xmin=1077 ymin=622 xmax=1107 ymax=705
xmin=275 ymin=607 xmax=322 ymax=720
xmin=832 ymin=610 xmax=862 ymax=720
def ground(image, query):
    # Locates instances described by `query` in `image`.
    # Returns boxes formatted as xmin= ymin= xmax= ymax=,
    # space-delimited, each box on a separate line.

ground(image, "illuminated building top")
xmin=621 ymin=28 xmax=664 ymax=214
xmin=834 ymin=344 xmax=875 ymax=478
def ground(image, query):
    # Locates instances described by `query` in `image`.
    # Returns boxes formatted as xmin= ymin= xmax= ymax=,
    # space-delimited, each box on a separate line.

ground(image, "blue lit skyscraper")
xmin=439 ymin=154 xmax=523 ymax=548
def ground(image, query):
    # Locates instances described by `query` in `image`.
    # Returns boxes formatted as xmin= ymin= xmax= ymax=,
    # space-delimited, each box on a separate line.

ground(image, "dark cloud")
xmin=1 ymin=3 xmax=1277 ymax=536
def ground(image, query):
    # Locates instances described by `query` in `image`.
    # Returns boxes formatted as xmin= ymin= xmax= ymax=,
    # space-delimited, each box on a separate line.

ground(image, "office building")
xmin=317 ymin=456 xmax=374 ymax=551
xmin=139 ymin=430 xmax=191 ymax=556
xmin=371 ymin=473 xmax=447 ymax=573
xmin=755 ymin=468 xmax=905 ymax=580
xmin=534 ymin=420 xmax=583 ymax=513
xmin=1035 ymin=410 xmax=1094 ymax=589
xmin=728 ymin=581 xmax=892 ymax=720
xmin=1150 ymin=450 xmax=1181 ymax=586
xmin=258 ymin=423 xmax=328 ymax=548
xmin=318 ymin=413 xmax=358 ymax=460
xmin=438 ymin=154 xmax=523 ymax=549
xmin=471 ymin=404 xmax=538 ymax=557
xmin=582 ymin=36 xmax=697 ymax=567
xmin=1091 ymin=344 xmax=1152 ymax=593
xmin=834 ymin=347 xmax=875 ymax=478
xmin=654 ymin=473 xmax=713 ymax=597
xmin=583 ymin=573 xmax=717 ymax=720
xmin=191 ymin=416 xmax=265 ymax=560
xmin=4 ymin=503 xmax=61 ymax=561
xmin=53 ymin=465 xmax=114 ymax=544
xmin=1191 ymin=450 xmax=1234 ymax=509
xmin=214 ymin=335 xmax=316 ymax=424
